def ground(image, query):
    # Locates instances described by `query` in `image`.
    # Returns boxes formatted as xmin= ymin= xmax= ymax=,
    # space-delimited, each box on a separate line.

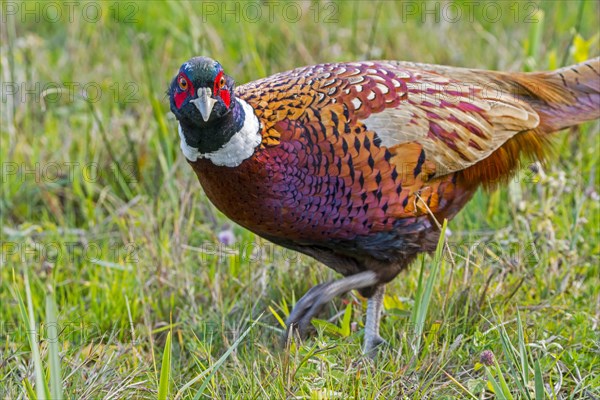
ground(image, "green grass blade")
xmin=534 ymin=359 xmax=545 ymax=400
xmin=22 ymin=378 xmax=36 ymax=400
xmin=85 ymin=99 xmax=134 ymax=200
xmin=158 ymin=331 xmax=172 ymax=400
xmin=560 ymin=0 xmax=587 ymax=66
xmin=312 ymin=318 xmax=343 ymax=337
xmin=492 ymin=308 xmax=530 ymax=397
xmin=174 ymin=314 xmax=262 ymax=400
xmin=494 ymin=359 xmax=515 ymax=400
xmin=268 ymin=305 xmax=286 ymax=329
xmin=142 ymin=42 xmax=174 ymax=171
xmin=516 ymin=311 xmax=529 ymax=390
xmin=46 ymin=294 xmax=63 ymax=400
xmin=486 ymin=368 xmax=507 ymax=400
xmin=410 ymin=219 xmax=447 ymax=360
xmin=193 ymin=315 xmax=261 ymax=399
xmin=525 ymin=9 xmax=544 ymax=71
xmin=410 ymin=253 xmax=426 ymax=329
xmin=340 ymin=302 xmax=353 ymax=337
xmin=13 ymin=271 xmax=50 ymax=400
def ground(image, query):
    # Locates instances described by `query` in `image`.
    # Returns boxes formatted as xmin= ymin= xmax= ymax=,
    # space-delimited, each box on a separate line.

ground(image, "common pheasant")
xmin=169 ymin=56 xmax=600 ymax=355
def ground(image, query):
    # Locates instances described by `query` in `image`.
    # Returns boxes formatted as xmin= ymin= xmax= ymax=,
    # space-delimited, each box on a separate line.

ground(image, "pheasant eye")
xmin=219 ymin=76 xmax=226 ymax=88
xmin=178 ymin=76 xmax=188 ymax=91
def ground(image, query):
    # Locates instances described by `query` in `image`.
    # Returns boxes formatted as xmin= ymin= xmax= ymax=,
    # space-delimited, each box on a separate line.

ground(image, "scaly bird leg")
xmin=363 ymin=285 xmax=386 ymax=357
xmin=285 ymin=271 xmax=378 ymax=341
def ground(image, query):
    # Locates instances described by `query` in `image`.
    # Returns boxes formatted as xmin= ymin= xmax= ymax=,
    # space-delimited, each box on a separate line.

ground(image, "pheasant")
xmin=169 ymin=56 xmax=600 ymax=355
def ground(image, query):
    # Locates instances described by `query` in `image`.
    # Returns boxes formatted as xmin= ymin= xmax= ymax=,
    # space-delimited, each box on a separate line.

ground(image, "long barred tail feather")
xmin=460 ymin=58 xmax=599 ymax=188
xmin=511 ymin=57 xmax=600 ymax=132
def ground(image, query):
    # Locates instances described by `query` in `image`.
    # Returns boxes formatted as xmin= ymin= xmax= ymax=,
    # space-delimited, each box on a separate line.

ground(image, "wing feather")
xmin=238 ymin=60 xmax=541 ymax=178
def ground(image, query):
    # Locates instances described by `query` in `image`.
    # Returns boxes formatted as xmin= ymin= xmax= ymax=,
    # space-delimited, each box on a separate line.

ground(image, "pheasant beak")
xmin=191 ymin=88 xmax=217 ymax=122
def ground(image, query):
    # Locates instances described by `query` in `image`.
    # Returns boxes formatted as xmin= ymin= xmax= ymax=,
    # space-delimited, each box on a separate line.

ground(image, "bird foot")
xmin=284 ymin=282 xmax=328 ymax=340
xmin=362 ymin=334 xmax=388 ymax=358
xmin=362 ymin=285 xmax=387 ymax=358
xmin=283 ymin=271 xmax=380 ymax=346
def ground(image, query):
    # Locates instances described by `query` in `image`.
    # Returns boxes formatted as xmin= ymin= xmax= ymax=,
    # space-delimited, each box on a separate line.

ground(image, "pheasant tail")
xmin=511 ymin=57 xmax=600 ymax=132
xmin=461 ymin=58 xmax=599 ymax=187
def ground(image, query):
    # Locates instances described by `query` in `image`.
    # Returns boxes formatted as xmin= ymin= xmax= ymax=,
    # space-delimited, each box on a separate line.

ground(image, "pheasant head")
xmin=169 ymin=57 xmax=260 ymax=166
xmin=169 ymin=56 xmax=234 ymax=123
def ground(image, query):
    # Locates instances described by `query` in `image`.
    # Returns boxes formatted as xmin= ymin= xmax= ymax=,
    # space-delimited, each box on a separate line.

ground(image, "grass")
xmin=1 ymin=1 xmax=599 ymax=398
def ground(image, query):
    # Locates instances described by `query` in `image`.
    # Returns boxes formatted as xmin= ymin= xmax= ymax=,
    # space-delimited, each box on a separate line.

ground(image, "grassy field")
xmin=1 ymin=1 xmax=599 ymax=398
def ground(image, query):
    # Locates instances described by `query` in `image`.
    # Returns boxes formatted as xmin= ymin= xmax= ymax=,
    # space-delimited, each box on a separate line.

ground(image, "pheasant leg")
xmin=363 ymin=285 xmax=386 ymax=357
xmin=285 ymin=271 xmax=378 ymax=340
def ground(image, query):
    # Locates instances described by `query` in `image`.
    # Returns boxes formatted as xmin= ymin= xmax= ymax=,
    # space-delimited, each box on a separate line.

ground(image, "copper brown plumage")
xmin=169 ymin=56 xmax=600 ymax=356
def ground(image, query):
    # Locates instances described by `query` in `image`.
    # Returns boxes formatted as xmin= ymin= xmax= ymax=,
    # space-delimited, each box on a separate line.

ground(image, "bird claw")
xmin=282 ymin=271 xmax=380 ymax=348
xmin=363 ymin=334 xmax=388 ymax=358
xmin=284 ymin=283 xmax=328 ymax=340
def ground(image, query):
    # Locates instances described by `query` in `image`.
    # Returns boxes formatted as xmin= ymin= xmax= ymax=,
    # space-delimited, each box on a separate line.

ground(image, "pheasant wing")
xmin=238 ymin=61 xmax=541 ymax=177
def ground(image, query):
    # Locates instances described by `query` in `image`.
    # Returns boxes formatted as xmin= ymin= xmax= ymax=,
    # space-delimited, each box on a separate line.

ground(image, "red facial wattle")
xmin=220 ymin=87 xmax=231 ymax=108
xmin=174 ymin=73 xmax=195 ymax=109
xmin=213 ymin=71 xmax=231 ymax=108
xmin=174 ymin=90 xmax=187 ymax=109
